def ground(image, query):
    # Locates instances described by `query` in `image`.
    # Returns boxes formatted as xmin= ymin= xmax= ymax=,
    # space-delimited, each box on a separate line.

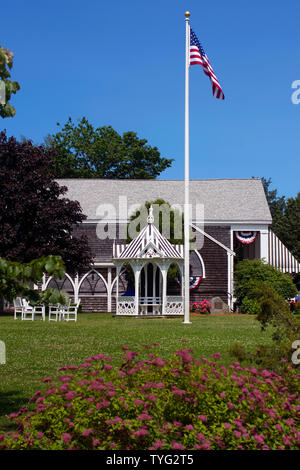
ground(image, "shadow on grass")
xmin=0 ymin=312 xmax=14 ymax=318
xmin=0 ymin=390 xmax=32 ymax=432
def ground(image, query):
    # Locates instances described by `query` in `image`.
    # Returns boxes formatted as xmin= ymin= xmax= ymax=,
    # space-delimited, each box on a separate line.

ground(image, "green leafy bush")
xmin=0 ymin=255 xmax=67 ymax=305
xmin=249 ymin=282 xmax=300 ymax=342
xmin=1 ymin=345 xmax=299 ymax=450
xmin=234 ymin=259 xmax=297 ymax=303
xmin=233 ymin=283 xmax=300 ymax=371
xmin=241 ymin=297 xmax=261 ymax=315
xmin=251 ymin=343 xmax=296 ymax=371
xmin=229 ymin=340 xmax=297 ymax=372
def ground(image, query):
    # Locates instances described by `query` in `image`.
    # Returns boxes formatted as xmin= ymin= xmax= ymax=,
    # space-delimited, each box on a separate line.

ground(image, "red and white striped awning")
xmin=268 ymin=230 xmax=300 ymax=274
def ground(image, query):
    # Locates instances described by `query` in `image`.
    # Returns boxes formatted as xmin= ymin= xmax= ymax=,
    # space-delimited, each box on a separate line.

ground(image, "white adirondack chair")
xmin=48 ymin=304 xmax=64 ymax=322
xmin=21 ymin=298 xmax=35 ymax=320
xmin=13 ymin=297 xmax=23 ymax=320
xmin=33 ymin=305 xmax=46 ymax=321
xmin=61 ymin=299 xmax=81 ymax=322
xmin=21 ymin=299 xmax=46 ymax=321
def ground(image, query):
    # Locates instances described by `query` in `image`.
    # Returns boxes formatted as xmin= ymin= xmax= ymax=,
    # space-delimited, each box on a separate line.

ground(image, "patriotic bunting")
xmin=176 ymin=276 xmax=202 ymax=291
xmin=189 ymin=276 xmax=202 ymax=290
xmin=235 ymin=231 xmax=257 ymax=245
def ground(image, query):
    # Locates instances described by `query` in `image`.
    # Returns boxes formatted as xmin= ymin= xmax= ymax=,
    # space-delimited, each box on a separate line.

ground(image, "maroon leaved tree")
xmin=0 ymin=131 xmax=92 ymax=273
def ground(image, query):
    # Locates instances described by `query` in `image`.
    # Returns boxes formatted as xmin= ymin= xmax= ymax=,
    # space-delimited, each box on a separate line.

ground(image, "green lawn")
xmin=0 ymin=313 xmax=274 ymax=431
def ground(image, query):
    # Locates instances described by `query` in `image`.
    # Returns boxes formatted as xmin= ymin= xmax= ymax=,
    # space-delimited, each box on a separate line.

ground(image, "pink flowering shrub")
xmin=191 ymin=300 xmax=211 ymax=314
xmin=0 ymin=346 xmax=299 ymax=450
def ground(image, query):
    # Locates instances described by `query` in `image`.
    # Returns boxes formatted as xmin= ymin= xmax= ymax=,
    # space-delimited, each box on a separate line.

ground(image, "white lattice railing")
xmin=117 ymin=297 xmax=136 ymax=315
xmin=140 ymin=297 xmax=161 ymax=305
xmin=165 ymin=296 xmax=184 ymax=315
xmin=117 ymin=296 xmax=184 ymax=316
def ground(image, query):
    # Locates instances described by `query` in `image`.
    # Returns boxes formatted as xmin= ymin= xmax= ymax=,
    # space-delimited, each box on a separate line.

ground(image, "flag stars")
xmin=189 ymin=27 xmax=225 ymax=100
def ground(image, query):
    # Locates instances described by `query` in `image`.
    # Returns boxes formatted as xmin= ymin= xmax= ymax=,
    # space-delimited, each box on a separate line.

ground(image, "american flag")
xmin=189 ymin=28 xmax=224 ymax=100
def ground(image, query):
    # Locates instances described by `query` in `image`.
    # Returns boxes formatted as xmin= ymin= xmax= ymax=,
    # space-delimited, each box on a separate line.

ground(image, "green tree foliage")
xmin=261 ymin=177 xmax=286 ymax=221
xmin=273 ymin=193 xmax=300 ymax=263
xmin=231 ymin=280 xmax=300 ymax=369
xmin=45 ymin=117 xmax=174 ymax=179
xmin=126 ymin=199 xmax=193 ymax=284
xmin=0 ymin=255 xmax=68 ymax=305
xmin=126 ymin=199 xmax=186 ymax=245
xmin=0 ymin=131 xmax=92 ymax=273
xmin=0 ymin=47 xmax=20 ymax=118
xmin=249 ymin=282 xmax=298 ymax=337
xmin=261 ymin=177 xmax=300 ymax=261
xmin=124 ymin=199 xmax=187 ymax=285
xmin=234 ymin=259 xmax=297 ymax=304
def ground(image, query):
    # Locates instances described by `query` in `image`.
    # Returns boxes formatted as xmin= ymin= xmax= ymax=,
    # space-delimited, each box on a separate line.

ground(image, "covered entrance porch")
xmin=113 ymin=207 xmax=184 ymax=317
xmin=115 ymin=260 xmax=184 ymax=316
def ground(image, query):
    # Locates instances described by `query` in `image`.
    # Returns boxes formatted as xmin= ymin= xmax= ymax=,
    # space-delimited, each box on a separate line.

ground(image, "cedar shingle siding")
xmin=192 ymin=226 xmax=230 ymax=304
xmin=48 ymin=178 xmax=273 ymax=313
xmin=70 ymin=223 xmax=231 ymax=311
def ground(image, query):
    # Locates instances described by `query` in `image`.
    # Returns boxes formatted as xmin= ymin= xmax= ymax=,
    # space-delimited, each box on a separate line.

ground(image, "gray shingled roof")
xmin=57 ymin=178 xmax=272 ymax=224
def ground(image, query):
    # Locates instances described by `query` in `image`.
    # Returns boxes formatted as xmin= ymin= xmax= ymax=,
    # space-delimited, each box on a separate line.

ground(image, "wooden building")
xmin=42 ymin=178 xmax=300 ymax=315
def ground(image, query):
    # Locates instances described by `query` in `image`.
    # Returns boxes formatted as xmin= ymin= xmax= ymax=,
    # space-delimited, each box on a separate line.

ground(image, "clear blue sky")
xmin=1 ymin=0 xmax=299 ymax=198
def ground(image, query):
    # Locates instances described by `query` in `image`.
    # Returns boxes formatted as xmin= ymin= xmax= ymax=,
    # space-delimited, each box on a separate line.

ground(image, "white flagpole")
xmin=183 ymin=11 xmax=191 ymax=324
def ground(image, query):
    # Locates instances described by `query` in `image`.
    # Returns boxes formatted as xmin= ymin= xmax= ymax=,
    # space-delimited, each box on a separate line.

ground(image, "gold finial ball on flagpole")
xmin=185 ymin=11 xmax=190 ymax=18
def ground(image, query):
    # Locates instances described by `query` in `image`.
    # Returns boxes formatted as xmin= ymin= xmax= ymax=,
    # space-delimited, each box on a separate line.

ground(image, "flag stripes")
xmin=189 ymin=28 xmax=224 ymax=100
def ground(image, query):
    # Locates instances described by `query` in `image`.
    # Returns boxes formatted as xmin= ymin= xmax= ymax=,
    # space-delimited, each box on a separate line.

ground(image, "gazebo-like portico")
xmin=113 ymin=207 xmax=184 ymax=316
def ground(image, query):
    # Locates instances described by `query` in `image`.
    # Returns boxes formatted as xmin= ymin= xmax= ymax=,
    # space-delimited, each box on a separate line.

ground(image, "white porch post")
xmin=42 ymin=274 xmax=46 ymax=291
xmin=74 ymin=273 xmax=79 ymax=303
xmin=260 ymin=229 xmax=269 ymax=263
xmin=180 ymin=265 xmax=184 ymax=298
xmin=227 ymin=252 xmax=233 ymax=309
xmin=133 ymin=265 xmax=141 ymax=316
xmin=161 ymin=265 xmax=168 ymax=315
xmin=107 ymin=267 xmax=112 ymax=313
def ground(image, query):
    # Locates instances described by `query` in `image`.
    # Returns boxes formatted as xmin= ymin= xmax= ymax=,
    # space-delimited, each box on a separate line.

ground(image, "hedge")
xmin=0 ymin=345 xmax=299 ymax=450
